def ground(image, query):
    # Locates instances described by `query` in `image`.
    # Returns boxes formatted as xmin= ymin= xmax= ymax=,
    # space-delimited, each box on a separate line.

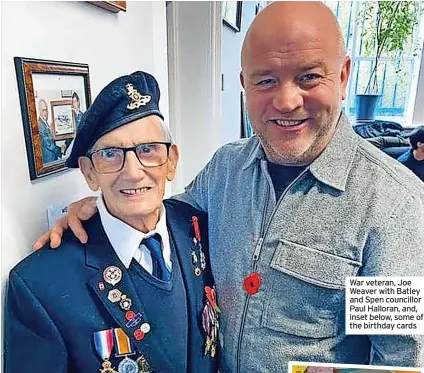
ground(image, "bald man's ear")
xmin=340 ymin=56 xmax=351 ymax=101
xmin=240 ymin=71 xmax=245 ymax=89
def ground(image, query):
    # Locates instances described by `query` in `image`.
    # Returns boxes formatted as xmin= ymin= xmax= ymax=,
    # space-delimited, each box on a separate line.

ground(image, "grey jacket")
xmin=174 ymin=113 xmax=424 ymax=373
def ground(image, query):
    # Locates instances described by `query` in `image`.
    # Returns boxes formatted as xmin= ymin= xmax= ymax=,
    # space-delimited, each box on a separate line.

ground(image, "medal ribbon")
xmin=113 ymin=328 xmax=134 ymax=356
xmin=93 ymin=329 xmax=114 ymax=360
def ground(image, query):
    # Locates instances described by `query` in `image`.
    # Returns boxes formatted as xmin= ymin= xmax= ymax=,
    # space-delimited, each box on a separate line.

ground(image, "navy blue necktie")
xmin=143 ymin=234 xmax=171 ymax=281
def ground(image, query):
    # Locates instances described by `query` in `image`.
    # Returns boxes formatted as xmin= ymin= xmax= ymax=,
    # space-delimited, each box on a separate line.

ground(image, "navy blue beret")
xmin=66 ymin=71 xmax=164 ymax=168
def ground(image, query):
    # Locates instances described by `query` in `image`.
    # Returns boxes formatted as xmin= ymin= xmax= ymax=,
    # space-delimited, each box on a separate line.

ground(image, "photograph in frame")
xmin=222 ymin=1 xmax=243 ymax=32
xmin=14 ymin=57 xmax=91 ymax=180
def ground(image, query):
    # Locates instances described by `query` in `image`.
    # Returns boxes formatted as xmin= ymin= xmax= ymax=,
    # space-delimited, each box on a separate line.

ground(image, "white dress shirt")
xmin=97 ymin=197 xmax=172 ymax=274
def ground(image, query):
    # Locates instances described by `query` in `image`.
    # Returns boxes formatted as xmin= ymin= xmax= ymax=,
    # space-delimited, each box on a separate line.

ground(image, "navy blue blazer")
xmin=5 ymin=199 xmax=219 ymax=373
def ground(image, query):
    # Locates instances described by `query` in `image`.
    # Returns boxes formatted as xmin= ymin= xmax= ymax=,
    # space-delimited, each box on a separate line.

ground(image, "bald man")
xmin=35 ymin=2 xmax=424 ymax=371
xmin=37 ymin=99 xmax=65 ymax=163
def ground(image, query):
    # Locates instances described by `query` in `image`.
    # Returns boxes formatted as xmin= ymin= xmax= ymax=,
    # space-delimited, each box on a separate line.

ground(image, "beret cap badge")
xmin=126 ymin=83 xmax=151 ymax=110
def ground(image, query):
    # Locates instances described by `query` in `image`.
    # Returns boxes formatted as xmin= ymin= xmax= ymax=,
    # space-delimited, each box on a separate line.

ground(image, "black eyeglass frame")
xmin=85 ymin=141 xmax=172 ymax=174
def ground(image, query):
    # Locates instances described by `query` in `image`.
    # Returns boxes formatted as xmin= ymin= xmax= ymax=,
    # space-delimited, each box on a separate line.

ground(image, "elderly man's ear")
xmin=78 ymin=157 xmax=100 ymax=192
xmin=167 ymin=144 xmax=179 ymax=181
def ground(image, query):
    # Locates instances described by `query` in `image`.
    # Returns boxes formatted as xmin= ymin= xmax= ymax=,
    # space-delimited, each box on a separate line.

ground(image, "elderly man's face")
xmin=72 ymin=96 xmax=80 ymax=111
xmin=241 ymin=3 xmax=350 ymax=165
xmin=39 ymin=101 xmax=48 ymax=122
xmin=79 ymin=116 xmax=178 ymax=231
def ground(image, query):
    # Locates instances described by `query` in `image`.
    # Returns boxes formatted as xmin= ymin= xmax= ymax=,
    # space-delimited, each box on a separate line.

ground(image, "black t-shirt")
xmin=267 ymin=161 xmax=307 ymax=201
xmin=397 ymin=150 xmax=424 ymax=182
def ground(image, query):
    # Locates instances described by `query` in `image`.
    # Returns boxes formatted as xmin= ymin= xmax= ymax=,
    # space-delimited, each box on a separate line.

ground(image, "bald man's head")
xmin=239 ymin=1 xmax=351 ymax=166
xmin=38 ymin=99 xmax=48 ymax=122
xmin=242 ymin=2 xmax=346 ymax=68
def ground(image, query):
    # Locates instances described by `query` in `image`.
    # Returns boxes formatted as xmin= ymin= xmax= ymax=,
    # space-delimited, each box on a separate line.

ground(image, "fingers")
xmin=68 ymin=214 xmax=88 ymax=244
xmin=67 ymin=196 xmax=97 ymax=244
xmin=32 ymin=231 xmax=52 ymax=251
xmin=32 ymin=196 xmax=97 ymax=251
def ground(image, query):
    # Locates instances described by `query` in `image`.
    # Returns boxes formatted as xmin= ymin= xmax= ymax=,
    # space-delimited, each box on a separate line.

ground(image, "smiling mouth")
xmin=272 ymin=119 xmax=308 ymax=127
xmin=120 ymin=187 xmax=151 ymax=195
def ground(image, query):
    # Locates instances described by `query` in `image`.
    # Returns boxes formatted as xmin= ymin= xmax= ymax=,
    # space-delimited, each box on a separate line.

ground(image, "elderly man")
xmin=38 ymin=98 xmax=65 ymax=163
xmin=6 ymin=72 xmax=219 ymax=373
xmin=34 ymin=2 xmax=424 ymax=371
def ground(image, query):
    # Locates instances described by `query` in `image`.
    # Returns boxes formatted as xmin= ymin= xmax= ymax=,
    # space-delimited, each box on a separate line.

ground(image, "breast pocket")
xmin=261 ymin=239 xmax=361 ymax=338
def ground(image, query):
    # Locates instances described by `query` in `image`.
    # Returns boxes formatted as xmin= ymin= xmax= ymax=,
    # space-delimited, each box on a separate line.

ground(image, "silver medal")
xmin=118 ymin=356 xmax=138 ymax=373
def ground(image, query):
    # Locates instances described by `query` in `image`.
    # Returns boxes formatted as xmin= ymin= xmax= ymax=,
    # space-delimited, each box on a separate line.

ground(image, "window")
xmin=326 ymin=1 xmax=424 ymax=126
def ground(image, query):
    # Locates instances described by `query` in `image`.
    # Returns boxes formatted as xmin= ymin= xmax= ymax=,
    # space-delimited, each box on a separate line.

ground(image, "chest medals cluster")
xmin=95 ymin=265 xmax=152 ymax=373
xmin=191 ymin=216 xmax=221 ymax=358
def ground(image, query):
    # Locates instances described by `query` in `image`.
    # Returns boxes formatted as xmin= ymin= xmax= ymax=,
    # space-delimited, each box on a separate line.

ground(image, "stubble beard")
xmin=258 ymin=110 xmax=341 ymax=166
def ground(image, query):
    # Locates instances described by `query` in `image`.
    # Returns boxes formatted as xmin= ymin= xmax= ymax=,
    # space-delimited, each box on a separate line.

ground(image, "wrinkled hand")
xmin=32 ymin=196 xmax=98 ymax=250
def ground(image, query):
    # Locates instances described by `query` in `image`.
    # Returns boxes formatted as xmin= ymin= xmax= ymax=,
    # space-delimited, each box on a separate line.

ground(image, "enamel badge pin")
xmin=103 ymin=266 xmax=122 ymax=286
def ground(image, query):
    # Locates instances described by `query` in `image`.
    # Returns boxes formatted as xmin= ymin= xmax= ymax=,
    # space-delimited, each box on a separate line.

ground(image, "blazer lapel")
xmin=165 ymin=203 xmax=210 ymax=308
xmin=85 ymin=214 xmax=174 ymax=372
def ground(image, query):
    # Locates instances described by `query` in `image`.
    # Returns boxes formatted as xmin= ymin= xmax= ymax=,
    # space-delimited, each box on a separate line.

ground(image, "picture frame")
xmin=240 ymin=91 xmax=253 ymax=139
xmin=88 ymin=1 xmax=127 ymax=13
xmin=14 ymin=57 xmax=92 ymax=180
xmin=222 ymin=1 xmax=243 ymax=32
xmin=50 ymin=100 xmax=74 ymax=141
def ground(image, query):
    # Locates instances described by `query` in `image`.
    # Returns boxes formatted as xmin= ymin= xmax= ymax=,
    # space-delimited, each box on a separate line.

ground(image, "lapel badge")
xmin=191 ymin=251 xmax=198 ymax=265
xmin=243 ymin=272 xmax=261 ymax=295
xmin=108 ymin=289 xmax=122 ymax=303
xmin=119 ymin=294 xmax=132 ymax=311
xmin=103 ymin=266 xmax=122 ymax=286
xmin=191 ymin=215 xmax=207 ymax=276
xmin=133 ymin=329 xmax=145 ymax=341
xmin=126 ymin=83 xmax=151 ymax=110
xmin=98 ymin=281 xmax=105 ymax=291
xmin=126 ymin=312 xmax=143 ymax=328
xmin=200 ymin=251 xmax=206 ymax=270
xmin=140 ymin=322 xmax=151 ymax=334
xmin=191 ymin=216 xmax=201 ymax=242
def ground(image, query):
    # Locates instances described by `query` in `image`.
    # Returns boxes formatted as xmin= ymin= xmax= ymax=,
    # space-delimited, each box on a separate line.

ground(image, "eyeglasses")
xmin=86 ymin=142 xmax=172 ymax=174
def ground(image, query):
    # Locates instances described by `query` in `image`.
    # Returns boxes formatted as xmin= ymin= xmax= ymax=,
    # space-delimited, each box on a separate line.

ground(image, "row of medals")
xmin=191 ymin=217 xmax=219 ymax=358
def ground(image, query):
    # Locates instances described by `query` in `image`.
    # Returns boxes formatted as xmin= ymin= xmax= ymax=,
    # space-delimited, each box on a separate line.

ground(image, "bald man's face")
xmin=39 ymin=101 xmax=48 ymax=122
xmin=241 ymin=4 xmax=350 ymax=165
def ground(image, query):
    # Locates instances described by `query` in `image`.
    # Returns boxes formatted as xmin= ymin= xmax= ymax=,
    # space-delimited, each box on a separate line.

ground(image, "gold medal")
xmin=99 ymin=359 xmax=118 ymax=373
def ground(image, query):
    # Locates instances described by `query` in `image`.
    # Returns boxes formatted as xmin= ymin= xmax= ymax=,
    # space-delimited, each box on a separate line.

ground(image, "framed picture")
xmin=14 ymin=57 xmax=91 ymax=180
xmin=222 ymin=1 xmax=242 ymax=32
xmin=240 ymin=91 xmax=253 ymax=138
xmin=50 ymin=100 xmax=74 ymax=140
xmin=88 ymin=1 xmax=126 ymax=13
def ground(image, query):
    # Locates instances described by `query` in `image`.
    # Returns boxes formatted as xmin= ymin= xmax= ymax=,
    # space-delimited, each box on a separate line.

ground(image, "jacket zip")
xmin=235 ymin=167 xmax=309 ymax=373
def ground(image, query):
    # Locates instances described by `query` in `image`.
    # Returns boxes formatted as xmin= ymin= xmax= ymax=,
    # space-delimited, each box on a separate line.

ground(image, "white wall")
xmin=166 ymin=1 xmax=222 ymax=193
xmin=1 ymin=1 xmax=168 ymax=283
xmin=220 ymin=2 xmax=267 ymax=144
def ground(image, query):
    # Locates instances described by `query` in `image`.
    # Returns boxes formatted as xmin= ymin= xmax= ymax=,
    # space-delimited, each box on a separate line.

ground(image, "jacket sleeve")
xmin=360 ymin=192 xmax=424 ymax=365
xmin=4 ymin=270 xmax=68 ymax=373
